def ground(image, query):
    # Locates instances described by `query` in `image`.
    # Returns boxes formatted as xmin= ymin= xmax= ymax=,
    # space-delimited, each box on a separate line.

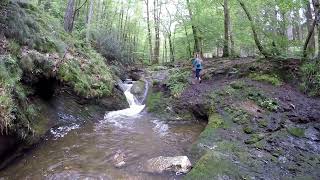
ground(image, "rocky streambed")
xmin=0 ymin=80 xmax=205 ymax=179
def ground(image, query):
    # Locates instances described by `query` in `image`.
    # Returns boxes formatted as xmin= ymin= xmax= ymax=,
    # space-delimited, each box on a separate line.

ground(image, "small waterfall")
xmin=104 ymin=80 xmax=146 ymax=119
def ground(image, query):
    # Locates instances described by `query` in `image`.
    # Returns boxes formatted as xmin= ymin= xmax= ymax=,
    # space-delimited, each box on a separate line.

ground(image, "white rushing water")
xmin=104 ymin=81 xmax=146 ymax=119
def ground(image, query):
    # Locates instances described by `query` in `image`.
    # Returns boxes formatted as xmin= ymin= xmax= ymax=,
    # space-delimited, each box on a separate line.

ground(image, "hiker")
xmin=192 ymin=53 xmax=203 ymax=83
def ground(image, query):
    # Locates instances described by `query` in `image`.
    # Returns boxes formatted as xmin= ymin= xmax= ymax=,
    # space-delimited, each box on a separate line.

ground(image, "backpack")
xmin=195 ymin=59 xmax=201 ymax=68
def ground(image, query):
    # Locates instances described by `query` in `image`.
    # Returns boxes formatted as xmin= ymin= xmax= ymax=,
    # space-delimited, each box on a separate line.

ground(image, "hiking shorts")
xmin=196 ymin=69 xmax=201 ymax=79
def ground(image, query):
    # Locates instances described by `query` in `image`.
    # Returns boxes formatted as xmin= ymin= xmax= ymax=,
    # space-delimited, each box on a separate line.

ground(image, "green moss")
xmin=249 ymin=73 xmax=282 ymax=86
xmin=287 ymin=127 xmax=305 ymax=138
xmin=185 ymin=151 xmax=241 ymax=180
xmin=243 ymin=126 xmax=254 ymax=134
xmin=258 ymin=119 xmax=268 ymax=128
xmin=245 ymin=133 xmax=265 ymax=144
xmin=146 ymin=91 xmax=167 ymax=113
xmin=230 ymin=80 xmax=245 ymax=89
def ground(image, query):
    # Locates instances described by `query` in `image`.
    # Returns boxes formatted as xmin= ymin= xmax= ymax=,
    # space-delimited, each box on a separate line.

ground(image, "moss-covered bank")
xmin=0 ymin=1 xmax=128 ymax=167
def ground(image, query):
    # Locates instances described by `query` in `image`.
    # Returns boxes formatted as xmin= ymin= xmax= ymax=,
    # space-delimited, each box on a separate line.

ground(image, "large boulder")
xmin=130 ymin=80 xmax=147 ymax=104
xmin=144 ymin=156 xmax=192 ymax=174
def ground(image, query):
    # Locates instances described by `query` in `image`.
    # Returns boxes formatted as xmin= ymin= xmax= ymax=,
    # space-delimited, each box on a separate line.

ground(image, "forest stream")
xmin=0 ymin=80 xmax=205 ymax=180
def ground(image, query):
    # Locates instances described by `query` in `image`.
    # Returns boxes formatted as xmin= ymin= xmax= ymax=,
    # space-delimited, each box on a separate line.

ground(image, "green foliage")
xmin=58 ymin=50 xmax=113 ymax=98
xmin=248 ymin=92 xmax=279 ymax=111
xmin=208 ymin=113 xmax=224 ymax=129
xmin=300 ymin=61 xmax=320 ymax=96
xmin=8 ymin=40 xmax=21 ymax=57
xmin=249 ymin=73 xmax=282 ymax=86
xmin=1 ymin=2 xmax=64 ymax=53
xmin=287 ymin=127 xmax=305 ymax=138
xmin=167 ymin=69 xmax=191 ymax=98
xmin=0 ymin=55 xmax=22 ymax=134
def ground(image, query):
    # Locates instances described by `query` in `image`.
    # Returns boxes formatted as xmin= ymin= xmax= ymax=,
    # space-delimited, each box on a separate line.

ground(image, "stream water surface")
xmin=0 ymin=82 xmax=205 ymax=180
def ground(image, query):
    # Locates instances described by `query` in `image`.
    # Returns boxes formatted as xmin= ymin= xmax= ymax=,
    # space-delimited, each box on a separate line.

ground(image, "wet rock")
xmin=113 ymin=150 xmax=126 ymax=168
xmin=97 ymin=88 xmax=129 ymax=111
xmin=144 ymin=156 xmax=192 ymax=174
xmin=305 ymin=127 xmax=320 ymax=141
xmin=131 ymin=80 xmax=147 ymax=104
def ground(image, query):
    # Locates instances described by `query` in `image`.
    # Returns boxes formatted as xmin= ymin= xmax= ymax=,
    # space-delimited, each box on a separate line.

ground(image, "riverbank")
xmin=0 ymin=2 xmax=129 ymax=168
xmin=148 ymin=58 xmax=320 ymax=179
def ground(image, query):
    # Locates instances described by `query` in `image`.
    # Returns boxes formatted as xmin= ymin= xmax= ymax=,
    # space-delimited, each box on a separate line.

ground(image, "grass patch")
xmin=249 ymin=73 xmax=282 ymax=86
xmin=287 ymin=127 xmax=305 ymax=138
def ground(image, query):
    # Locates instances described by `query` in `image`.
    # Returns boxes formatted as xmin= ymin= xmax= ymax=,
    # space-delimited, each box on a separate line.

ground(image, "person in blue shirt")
xmin=192 ymin=53 xmax=203 ymax=83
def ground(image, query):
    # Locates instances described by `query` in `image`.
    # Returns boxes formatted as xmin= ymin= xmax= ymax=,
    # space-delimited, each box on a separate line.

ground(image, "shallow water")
xmin=0 ymin=84 xmax=205 ymax=180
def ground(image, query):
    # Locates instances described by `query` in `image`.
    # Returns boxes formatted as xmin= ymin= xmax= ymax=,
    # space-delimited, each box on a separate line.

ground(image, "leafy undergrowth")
xmin=167 ymin=69 xmax=191 ymax=98
xmin=300 ymin=61 xmax=320 ymax=96
xmin=0 ymin=55 xmax=21 ymax=134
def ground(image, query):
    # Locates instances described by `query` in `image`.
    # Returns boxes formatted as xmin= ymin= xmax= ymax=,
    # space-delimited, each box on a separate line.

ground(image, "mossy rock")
xmin=243 ymin=126 xmax=254 ymax=134
xmin=131 ymin=80 xmax=146 ymax=103
xmin=287 ymin=127 xmax=305 ymax=138
xmin=185 ymin=151 xmax=242 ymax=180
xmin=258 ymin=119 xmax=268 ymax=128
xmin=230 ymin=81 xmax=245 ymax=89
xmin=245 ymin=133 xmax=265 ymax=144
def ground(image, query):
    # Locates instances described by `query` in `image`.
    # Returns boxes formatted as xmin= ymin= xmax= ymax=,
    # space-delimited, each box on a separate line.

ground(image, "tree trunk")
xmin=86 ymin=0 xmax=94 ymax=42
xmin=168 ymin=32 xmax=175 ymax=62
xmin=303 ymin=1 xmax=319 ymax=58
xmin=153 ymin=0 xmax=161 ymax=64
xmin=186 ymin=0 xmax=201 ymax=54
xmin=237 ymin=0 xmax=270 ymax=58
xmin=222 ymin=0 xmax=230 ymax=57
xmin=64 ymin=0 xmax=76 ymax=32
xmin=145 ymin=0 xmax=153 ymax=63
xmin=306 ymin=0 xmax=316 ymax=57
xmin=229 ymin=17 xmax=235 ymax=56
xmin=183 ymin=23 xmax=192 ymax=58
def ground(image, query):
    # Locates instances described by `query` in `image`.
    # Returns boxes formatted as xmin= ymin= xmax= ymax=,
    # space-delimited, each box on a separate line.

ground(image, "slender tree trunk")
xmin=306 ymin=0 xmax=316 ymax=56
xmin=222 ymin=0 xmax=230 ymax=57
xmin=229 ymin=17 xmax=235 ymax=56
xmin=64 ymin=0 xmax=76 ymax=32
xmin=186 ymin=0 xmax=201 ymax=54
xmin=153 ymin=0 xmax=161 ymax=64
xmin=304 ymin=0 xmax=319 ymax=58
xmin=168 ymin=32 xmax=175 ymax=62
xmin=145 ymin=0 xmax=153 ymax=63
xmin=237 ymin=0 xmax=270 ymax=58
xmin=86 ymin=0 xmax=94 ymax=42
xmin=183 ymin=24 xmax=192 ymax=58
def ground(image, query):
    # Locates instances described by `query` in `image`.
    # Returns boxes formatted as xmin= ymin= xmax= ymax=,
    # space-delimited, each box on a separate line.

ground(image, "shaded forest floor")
xmin=148 ymin=57 xmax=320 ymax=179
